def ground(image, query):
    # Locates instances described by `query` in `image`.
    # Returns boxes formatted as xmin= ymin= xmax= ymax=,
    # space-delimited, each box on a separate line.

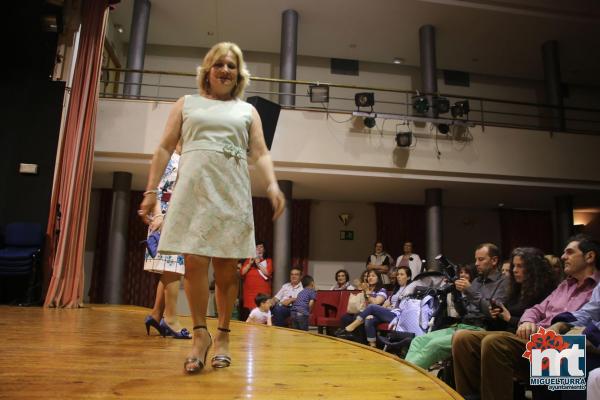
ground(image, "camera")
xmin=435 ymin=254 xmax=459 ymax=282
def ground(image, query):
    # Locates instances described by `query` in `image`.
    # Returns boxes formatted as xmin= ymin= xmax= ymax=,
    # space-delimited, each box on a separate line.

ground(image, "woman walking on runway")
xmin=139 ymin=42 xmax=285 ymax=374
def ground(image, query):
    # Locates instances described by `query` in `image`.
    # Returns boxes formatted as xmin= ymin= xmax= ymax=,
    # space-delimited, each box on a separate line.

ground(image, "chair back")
xmin=4 ymin=223 xmax=43 ymax=247
xmin=312 ymin=290 xmax=341 ymax=323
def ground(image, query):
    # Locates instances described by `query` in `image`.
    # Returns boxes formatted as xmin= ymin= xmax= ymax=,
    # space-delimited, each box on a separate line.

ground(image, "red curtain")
xmin=250 ymin=198 xmax=311 ymax=273
xmin=123 ymin=191 xmax=158 ymax=307
xmin=499 ymin=208 xmax=554 ymax=259
xmin=44 ymin=0 xmax=113 ymax=308
xmin=251 ymin=197 xmax=274 ymax=257
xmin=375 ymin=203 xmax=426 ymax=261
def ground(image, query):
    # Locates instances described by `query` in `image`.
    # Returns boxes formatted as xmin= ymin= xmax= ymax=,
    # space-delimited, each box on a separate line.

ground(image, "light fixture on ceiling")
xmin=395 ymin=123 xmax=412 ymax=147
xmin=433 ymin=97 xmax=450 ymax=114
xmin=363 ymin=117 xmax=376 ymax=128
xmin=355 ymin=92 xmax=375 ymax=127
xmin=392 ymin=57 xmax=404 ymax=65
xmin=309 ymin=84 xmax=329 ymax=103
xmin=412 ymin=95 xmax=429 ymax=114
xmin=437 ymin=123 xmax=450 ymax=134
xmin=451 ymin=100 xmax=470 ymax=118
xmin=355 ymin=92 xmax=374 ymax=109
xmin=114 ymin=24 xmax=124 ymax=34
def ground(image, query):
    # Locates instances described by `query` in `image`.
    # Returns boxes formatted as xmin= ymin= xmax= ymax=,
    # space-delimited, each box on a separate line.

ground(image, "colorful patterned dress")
xmin=143 ymin=153 xmax=185 ymax=274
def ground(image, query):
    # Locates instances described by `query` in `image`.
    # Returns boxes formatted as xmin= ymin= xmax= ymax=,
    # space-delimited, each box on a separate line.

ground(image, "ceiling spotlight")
xmin=392 ymin=57 xmax=404 ymax=65
xmin=114 ymin=24 xmax=124 ymax=34
xmin=450 ymin=100 xmax=470 ymax=118
xmin=355 ymin=92 xmax=375 ymax=109
xmin=309 ymin=84 xmax=329 ymax=103
xmin=437 ymin=123 xmax=450 ymax=134
xmin=364 ymin=117 xmax=377 ymax=128
xmin=412 ymin=95 xmax=429 ymax=114
xmin=395 ymin=132 xmax=412 ymax=147
xmin=433 ymin=97 xmax=450 ymax=114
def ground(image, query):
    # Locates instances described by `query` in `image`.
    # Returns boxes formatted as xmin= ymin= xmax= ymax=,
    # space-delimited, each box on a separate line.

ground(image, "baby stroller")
xmin=378 ymin=269 xmax=457 ymax=358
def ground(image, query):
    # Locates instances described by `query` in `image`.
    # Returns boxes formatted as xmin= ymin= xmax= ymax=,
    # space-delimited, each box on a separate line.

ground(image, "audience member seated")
xmin=246 ymin=293 xmax=272 ymax=326
xmin=271 ymin=267 xmax=303 ymax=327
xmin=340 ymin=266 xmax=412 ymax=347
xmin=500 ymin=259 xmax=511 ymax=277
xmin=545 ymin=253 xmax=565 ymax=284
xmin=366 ymin=241 xmax=393 ymax=285
xmin=351 ymin=269 xmax=368 ymax=290
xmin=452 ymin=234 xmax=600 ymax=400
xmin=290 ymin=275 xmax=316 ymax=331
xmin=451 ymin=247 xmax=557 ymax=397
xmin=338 ymin=270 xmax=388 ymax=334
xmin=404 ymin=243 xmax=509 ymax=369
xmin=439 ymin=264 xmax=477 ymax=328
xmin=394 ymin=241 xmax=422 ymax=281
xmin=329 ymin=269 xmax=355 ymax=290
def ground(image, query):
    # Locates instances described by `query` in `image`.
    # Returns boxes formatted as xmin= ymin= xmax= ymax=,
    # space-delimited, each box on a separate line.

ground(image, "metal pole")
xmin=124 ymin=0 xmax=151 ymax=98
xmin=425 ymin=188 xmax=443 ymax=271
xmin=273 ymin=180 xmax=293 ymax=291
xmin=278 ymin=9 xmax=298 ymax=106
xmin=419 ymin=25 xmax=437 ymax=118
xmin=542 ymin=40 xmax=565 ymax=132
xmin=103 ymin=172 xmax=132 ymax=303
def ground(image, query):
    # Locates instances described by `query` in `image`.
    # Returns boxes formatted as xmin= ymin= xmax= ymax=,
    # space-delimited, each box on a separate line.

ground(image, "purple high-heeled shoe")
xmin=160 ymin=318 xmax=192 ymax=339
xmin=144 ymin=315 xmax=163 ymax=336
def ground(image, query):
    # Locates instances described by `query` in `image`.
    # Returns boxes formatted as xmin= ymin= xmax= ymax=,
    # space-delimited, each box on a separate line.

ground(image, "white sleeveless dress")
xmin=157 ymin=94 xmax=256 ymax=259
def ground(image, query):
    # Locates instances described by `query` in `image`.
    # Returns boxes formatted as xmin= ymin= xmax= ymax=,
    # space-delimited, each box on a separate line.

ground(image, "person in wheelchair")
xmin=404 ymin=243 xmax=509 ymax=369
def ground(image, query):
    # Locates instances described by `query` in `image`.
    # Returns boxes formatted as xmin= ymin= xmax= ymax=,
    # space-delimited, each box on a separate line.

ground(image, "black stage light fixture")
xmin=412 ymin=95 xmax=429 ymax=114
xmin=433 ymin=97 xmax=450 ymax=114
xmin=364 ymin=117 xmax=377 ymax=128
xmin=355 ymin=92 xmax=375 ymax=108
xmin=309 ymin=84 xmax=329 ymax=103
xmin=437 ymin=123 xmax=450 ymax=134
xmin=451 ymin=100 xmax=470 ymax=118
xmin=395 ymin=132 xmax=412 ymax=147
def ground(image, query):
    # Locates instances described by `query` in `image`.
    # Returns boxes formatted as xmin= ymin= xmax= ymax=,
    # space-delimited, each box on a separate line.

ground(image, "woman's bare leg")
xmin=150 ymin=279 xmax=165 ymax=321
xmin=183 ymin=255 xmax=211 ymax=362
xmin=212 ymin=258 xmax=239 ymax=358
xmin=161 ymin=271 xmax=183 ymax=331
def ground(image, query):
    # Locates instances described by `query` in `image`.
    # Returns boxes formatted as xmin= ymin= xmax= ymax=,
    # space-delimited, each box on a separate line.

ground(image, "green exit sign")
xmin=340 ymin=230 xmax=354 ymax=240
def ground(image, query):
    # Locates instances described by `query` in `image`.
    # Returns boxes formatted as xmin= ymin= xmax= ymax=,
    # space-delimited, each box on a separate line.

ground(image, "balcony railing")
xmin=99 ymin=67 xmax=600 ymax=135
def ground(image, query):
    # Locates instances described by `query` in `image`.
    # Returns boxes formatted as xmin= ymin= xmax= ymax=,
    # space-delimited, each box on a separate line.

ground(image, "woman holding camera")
xmin=240 ymin=241 xmax=273 ymax=321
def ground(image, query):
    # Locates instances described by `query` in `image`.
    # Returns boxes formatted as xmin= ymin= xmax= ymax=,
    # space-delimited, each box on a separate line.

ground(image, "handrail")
xmin=99 ymin=67 xmax=600 ymax=134
xmin=101 ymin=67 xmax=600 ymax=113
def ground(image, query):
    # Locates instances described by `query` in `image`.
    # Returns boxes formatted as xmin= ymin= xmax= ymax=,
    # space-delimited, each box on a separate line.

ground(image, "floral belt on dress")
xmin=182 ymin=141 xmax=247 ymax=161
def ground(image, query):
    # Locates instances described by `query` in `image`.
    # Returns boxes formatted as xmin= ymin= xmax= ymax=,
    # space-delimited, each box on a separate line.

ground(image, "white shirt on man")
xmin=274 ymin=282 xmax=303 ymax=302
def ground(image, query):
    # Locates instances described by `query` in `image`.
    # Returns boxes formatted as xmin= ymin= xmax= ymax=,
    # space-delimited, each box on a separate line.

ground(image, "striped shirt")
xmin=291 ymin=288 xmax=317 ymax=316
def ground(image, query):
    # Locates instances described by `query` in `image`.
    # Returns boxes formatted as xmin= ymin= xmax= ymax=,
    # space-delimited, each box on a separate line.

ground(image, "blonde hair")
xmin=196 ymin=42 xmax=250 ymax=99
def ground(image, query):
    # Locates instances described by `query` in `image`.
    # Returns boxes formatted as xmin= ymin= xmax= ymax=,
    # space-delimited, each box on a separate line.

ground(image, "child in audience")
xmin=246 ymin=293 xmax=272 ymax=326
xmin=290 ymin=275 xmax=316 ymax=331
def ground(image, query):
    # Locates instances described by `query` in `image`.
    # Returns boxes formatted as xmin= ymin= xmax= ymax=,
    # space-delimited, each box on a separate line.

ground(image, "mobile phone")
xmin=489 ymin=298 xmax=502 ymax=309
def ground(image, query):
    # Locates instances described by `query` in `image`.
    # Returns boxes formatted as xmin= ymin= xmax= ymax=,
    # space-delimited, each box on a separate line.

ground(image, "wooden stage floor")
xmin=0 ymin=305 xmax=462 ymax=399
